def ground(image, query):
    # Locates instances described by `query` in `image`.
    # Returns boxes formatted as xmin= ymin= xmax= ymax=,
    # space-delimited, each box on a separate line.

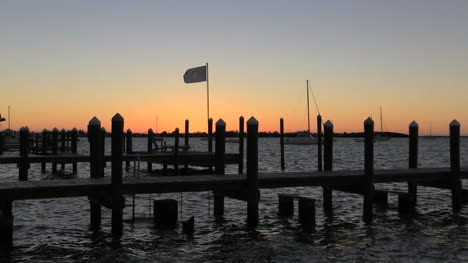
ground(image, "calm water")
xmin=1 ymin=137 xmax=468 ymax=262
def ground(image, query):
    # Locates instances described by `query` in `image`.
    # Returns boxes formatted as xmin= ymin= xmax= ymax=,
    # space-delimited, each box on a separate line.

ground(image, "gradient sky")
xmin=1 ymin=0 xmax=467 ymax=135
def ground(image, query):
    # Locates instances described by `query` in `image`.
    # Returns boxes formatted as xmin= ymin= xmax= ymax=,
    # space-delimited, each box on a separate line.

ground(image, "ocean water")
xmin=1 ymin=137 xmax=468 ymax=262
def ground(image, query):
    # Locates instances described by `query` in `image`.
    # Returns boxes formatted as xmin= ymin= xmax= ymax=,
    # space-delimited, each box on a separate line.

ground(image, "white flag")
xmin=183 ymin=65 xmax=207 ymax=83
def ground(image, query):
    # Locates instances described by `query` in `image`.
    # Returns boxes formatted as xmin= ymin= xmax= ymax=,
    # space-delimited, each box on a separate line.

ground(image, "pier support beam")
xmin=88 ymin=118 xmax=102 ymax=230
xmin=41 ymin=129 xmax=47 ymax=172
xmin=18 ymin=127 xmax=30 ymax=181
xmin=322 ymin=121 xmax=333 ymax=214
xmin=0 ymin=200 xmax=13 ymax=256
xmin=52 ymin=128 xmax=58 ymax=174
xmin=71 ymin=128 xmax=78 ymax=174
xmin=213 ymin=119 xmax=226 ymax=216
xmin=298 ymin=197 xmax=315 ymax=232
xmin=125 ymin=129 xmax=132 ymax=171
xmin=238 ymin=116 xmax=244 ymax=174
xmin=280 ymin=118 xmax=285 ymax=171
xmin=247 ymin=117 xmax=259 ymax=227
xmin=449 ymin=120 xmax=462 ymax=212
xmin=408 ymin=121 xmax=418 ymax=204
xmin=111 ymin=114 xmax=124 ymax=238
xmin=147 ymin=128 xmax=153 ymax=172
xmin=154 ymin=199 xmax=178 ymax=228
xmin=363 ymin=118 xmax=374 ymax=223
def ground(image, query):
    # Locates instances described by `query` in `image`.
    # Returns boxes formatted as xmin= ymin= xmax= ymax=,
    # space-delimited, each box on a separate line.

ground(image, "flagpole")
xmin=206 ymin=62 xmax=210 ymax=130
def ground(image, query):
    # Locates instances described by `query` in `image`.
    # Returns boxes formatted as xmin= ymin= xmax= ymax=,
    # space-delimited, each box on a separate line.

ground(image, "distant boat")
xmin=284 ymin=80 xmax=318 ymax=145
xmin=426 ymin=121 xmax=436 ymax=139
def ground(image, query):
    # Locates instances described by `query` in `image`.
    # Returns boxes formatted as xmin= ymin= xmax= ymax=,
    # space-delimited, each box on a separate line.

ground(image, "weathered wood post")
xmin=100 ymin=128 xmax=106 ymax=177
xmin=278 ymin=194 xmax=294 ymax=217
xmin=111 ymin=113 xmax=124 ymax=238
xmin=208 ymin=118 xmax=213 ymax=172
xmin=60 ymin=129 xmax=66 ymax=170
xmin=174 ymin=128 xmax=180 ymax=174
xmin=35 ymin=133 xmax=39 ymax=152
xmin=298 ymin=197 xmax=316 ymax=232
xmin=18 ymin=127 xmax=30 ymax=181
xmin=147 ymin=128 xmax=154 ymax=172
xmin=317 ymin=115 xmax=323 ymax=171
xmin=0 ymin=200 xmax=13 ymax=256
xmin=238 ymin=116 xmax=244 ymax=174
xmin=184 ymin=119 xmax=189 ymax=171
xmin=280 ymin=118 xmax=285 ymax=171
xmin=125 ymin=129 xmax=132 ymax=171
xmin=323 ymin=120 xmax=333 ymax=213
xmin=41 ymin=129 xmax=47 ymax=172
xmin=408 ymin=121 xmax=418 ymax=203
xmin=52 ymin=128 xmax=59 ymax=174
xmin=213 ymin=119 xmax=226 ymax=216
xmin=153 ymin=199 xmax=178 ymax=228
xmin=88 ymin=117 xmax=102 ymax=230
xmin=449 ymin=120 xmax=462 ymax=212
xmin=363 ymin=117 xmax=374 ymax=223
xmin=71 ymin=128 xmax=78 ymax=174
xmin=247 ymin=117 xmax=259 ymax=226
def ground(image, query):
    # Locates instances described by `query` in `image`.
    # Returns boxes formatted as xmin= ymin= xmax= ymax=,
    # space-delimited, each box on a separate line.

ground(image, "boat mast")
xmin=307 ymin=80 xmax=310 ymax=133
xmin=8 ymin=105 xmax=10 ymax=130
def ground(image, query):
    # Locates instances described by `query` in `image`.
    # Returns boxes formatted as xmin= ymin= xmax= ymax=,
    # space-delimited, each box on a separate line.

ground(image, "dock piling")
xmin=323 ymin=120 xmax=333 ymax=213
xmin=125 ymin=129 xmax=132 ymax=171
xmin=18 ymin=127 xmax=30 ymax=181
xmin=280 ymin=118 xmax=285 ymax=171
xmin=238 ymin=116 xmax=244 ymax=174
xmin=71 ymin=128 xmax=78 ymax=174
xmin=52 ymin=128 xmax=58 ymax=174
xmin=111 ymin=113 xmax=124 ymax=238
xmin=449 ymin=120 xmax=462 ymax=212
xmin=363 ymin=118 xmax=374 ymax=223
xmin=408 ymin=121 xmax=418 ymax=203
xmin=213 ymin=119 xmax=226 ymax=216
xmin=41 ymin=129 xmax=47 ymax=172
xmin=88 ymin=117 xmax=102 ymax=230
xmin=147 ymin=128 xmax=154 ymax=172
xmin=247 ymin=117 xmax=259 ymax=226
xmin=317 ymin=115 xmax=323 ymax=171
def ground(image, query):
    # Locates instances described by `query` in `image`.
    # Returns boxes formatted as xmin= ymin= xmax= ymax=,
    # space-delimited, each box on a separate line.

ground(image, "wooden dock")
xmin=0 ymin=114 xmax=466 ymax=256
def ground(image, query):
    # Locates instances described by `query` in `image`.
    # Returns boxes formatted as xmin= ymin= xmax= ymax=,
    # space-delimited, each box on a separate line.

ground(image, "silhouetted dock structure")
xmin=0 ymin=114 xmax=467 ymax=256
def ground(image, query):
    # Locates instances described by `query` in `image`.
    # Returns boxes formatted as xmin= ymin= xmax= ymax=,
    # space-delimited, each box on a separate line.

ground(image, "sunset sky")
xmin=1 ymin=1 xmax=467 ymax=135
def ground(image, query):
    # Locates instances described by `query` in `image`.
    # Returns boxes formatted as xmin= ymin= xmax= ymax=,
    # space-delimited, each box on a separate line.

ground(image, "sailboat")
xmin=284 ymin=80 xmax=318 ymax=145
xmin=426 ymin=121 xmax=436 ymax=139
xmin=374 ymin=107 xmax=391 ymax=141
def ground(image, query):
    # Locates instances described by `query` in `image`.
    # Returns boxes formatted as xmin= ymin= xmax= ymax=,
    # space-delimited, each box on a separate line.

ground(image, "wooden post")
xmin=111 ymin=113 xmax=124 ymax=238
xmin=18 ymin=127 xmax=30 ymax=181
xmin=174 ymin=128 xmax=180 ymax=174
xmin=247 ymin=117 xmax=259 ymax=226
xmin=154 ymin=199 xmax=178 ymax=228
xmin=317 ymin=115 xmax=323 ymax=171
xmin=278 ymin=194 xmax=294 ymax=217
xmin=41 ymin=129 xmax=47 ymax=172
xmin=238 ymin=116 xmax=244 ymax=174
xmin=323 ymin=120 xmax=333 ymax=213
xmin=100 ymin=128 xmax=106 ymax=177
xmin=280 ymin=118 xmax=285 ymax=171
xmin=60 ymin=129 xmax=66 ymax=170
xmin=0 ymin=200 xmax=13 ymax=256
xmin=398 ymin=193 xmax=416 ymax=215
xmin=298 ymin=197 xmax=315 ymax=232
xmin=408 ymin=121 xmax=418 ymax=204
xmin=208 ymin=118 xmax=213 ymax=152
xmin=449 ymin=120 xmax=462 ymax=212
xmin=363 ymin=118 xmax=374 ymax=223
xmin=125 ymin=129 xmax=132 ymax=171
xmin=88 ymin=117 xmax=101 ymax=230
xmin=147 ymin=128 xmax=153 ymax=172
xmin=52 ymin=128 xmax=58 ymax=174
xmin=185 ymin=119 xmax=189 ymax=171
xmin=71 ymin=128 xmax=78 ymax=174
xmin=213 ymin=119 xmax=226 ymax=216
